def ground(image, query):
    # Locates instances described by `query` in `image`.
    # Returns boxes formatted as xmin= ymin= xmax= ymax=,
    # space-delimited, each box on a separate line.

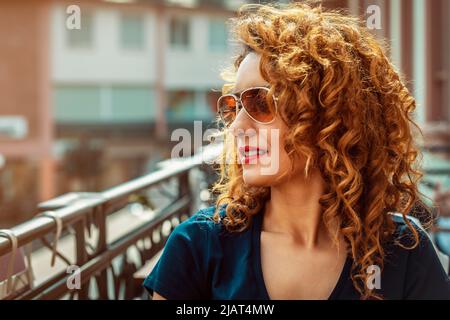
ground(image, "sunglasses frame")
xmin=217 ymin=86 xmax=278 ymax=127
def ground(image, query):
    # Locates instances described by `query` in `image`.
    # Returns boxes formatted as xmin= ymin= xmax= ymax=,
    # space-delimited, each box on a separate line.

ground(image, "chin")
xmin=242 ymin=166 xmax=277 ymax=187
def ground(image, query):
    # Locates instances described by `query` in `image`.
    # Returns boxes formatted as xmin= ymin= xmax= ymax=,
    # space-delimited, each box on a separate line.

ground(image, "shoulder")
xmin=143 ymin=206 xmax=226 ymax=299
xmin=389 ymin=213 xmax=449 ymax=274
xmin=168 ymin=205 xmax=226 ymax=244
xmin=388 ymin=213 xmax=450 ymax=298
xmin=390 ymin=212 xmax=430 ymax=239
xmin=389 ymin=213 xmax=435 ymax=250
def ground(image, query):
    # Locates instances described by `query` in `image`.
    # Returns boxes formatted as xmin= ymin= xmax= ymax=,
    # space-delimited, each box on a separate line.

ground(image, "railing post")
xmin=73 ymin=217 xmax=89 ymax=300
xmin=178 ymin=171 xmax=192 ymax=217
xmin=178 ymin=171 xmax=189 ymax=197
xmin=94 ymin=204 xmax=109 ymax=299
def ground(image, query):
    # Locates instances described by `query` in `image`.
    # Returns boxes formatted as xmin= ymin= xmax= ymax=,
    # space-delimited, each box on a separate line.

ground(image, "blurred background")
xmin=0 ymin=0 xmax=241 ymax=227
xmin=0 ymin=0 xmax=448 ymax=226
xmin=0 ymin=0 xmax=448 ymax=300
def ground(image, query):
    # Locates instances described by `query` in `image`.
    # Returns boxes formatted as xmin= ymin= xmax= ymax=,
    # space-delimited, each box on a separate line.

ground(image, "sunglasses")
xmin=217 ymin=86 xmax=278 ymax=127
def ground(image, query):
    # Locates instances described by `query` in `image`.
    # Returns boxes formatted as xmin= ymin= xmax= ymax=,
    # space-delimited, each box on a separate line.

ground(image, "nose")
xmin=228 ymin=105 xmax=255 ymax=138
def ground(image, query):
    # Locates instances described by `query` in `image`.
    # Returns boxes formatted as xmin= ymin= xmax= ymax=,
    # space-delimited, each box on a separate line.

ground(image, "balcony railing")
xmin=0 ymin=145 xmax=221 ymax=300
xmin=0 ymin=143 xmax=448 ymax=299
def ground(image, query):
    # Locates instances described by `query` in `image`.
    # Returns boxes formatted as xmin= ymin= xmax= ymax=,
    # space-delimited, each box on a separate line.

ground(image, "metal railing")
xmin=0 ymin=143 xmax=448 ymax=299
xmin=0 ymin=145 xmax=221 ymax=300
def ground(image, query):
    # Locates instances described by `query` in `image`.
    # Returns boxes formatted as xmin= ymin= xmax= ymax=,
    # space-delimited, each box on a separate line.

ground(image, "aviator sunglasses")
xmin=217 ymin=86 xmax=278 ymax=127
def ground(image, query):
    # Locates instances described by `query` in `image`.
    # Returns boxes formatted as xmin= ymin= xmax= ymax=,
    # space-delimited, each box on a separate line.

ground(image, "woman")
xmin=144 ymin=3 xmax=450 ymax=299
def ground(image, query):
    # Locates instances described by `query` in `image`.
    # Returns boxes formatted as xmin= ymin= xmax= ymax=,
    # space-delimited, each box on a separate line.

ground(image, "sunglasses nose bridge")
xmin=228 ymin=100 xmax=255 ymax=133
xmin=236 ymin=98 xmax=243 ymax=113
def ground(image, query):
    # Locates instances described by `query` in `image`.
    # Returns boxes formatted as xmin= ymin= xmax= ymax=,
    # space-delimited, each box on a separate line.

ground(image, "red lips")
xmin=238 ymin=145 xmax=260 ymax=154
xmin=238 ymin=145 xmax=268 ymax=164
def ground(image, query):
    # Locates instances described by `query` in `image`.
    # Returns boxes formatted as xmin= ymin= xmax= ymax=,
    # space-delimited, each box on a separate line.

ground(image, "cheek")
xmin=268 ymin=141 xmax=293 ymax=179
xmin=267 ymin=122 xmax=292 ymax=171
xmin=277 ymin=145 xmax=292 ymax=170
xmin=240 ymin=139 xmax=293 ymax=186
xmin=239 ymin=121 xmax=297 ymax=186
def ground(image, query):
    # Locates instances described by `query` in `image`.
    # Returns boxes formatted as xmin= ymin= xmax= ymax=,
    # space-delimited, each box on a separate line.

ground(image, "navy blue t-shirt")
xmin=143 ymin=205 xmax=450 ymax=299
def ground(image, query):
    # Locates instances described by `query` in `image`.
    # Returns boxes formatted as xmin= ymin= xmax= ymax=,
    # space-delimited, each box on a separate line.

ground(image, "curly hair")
xmin=211 ymin=2 xmax=432 ymax=299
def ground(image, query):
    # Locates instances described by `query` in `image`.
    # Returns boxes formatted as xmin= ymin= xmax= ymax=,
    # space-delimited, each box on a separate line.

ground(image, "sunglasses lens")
xmin=218 ymin=95 xmax=238 ymax=126
xmin=241 ymin=88 xmax=276 ymax=123
xmin=217 ymin=88 xmax=276 ymax=126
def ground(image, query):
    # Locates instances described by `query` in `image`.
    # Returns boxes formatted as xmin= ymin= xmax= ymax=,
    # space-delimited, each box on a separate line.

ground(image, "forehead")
xmin=233 ymin=52 xmax=270 ymax=94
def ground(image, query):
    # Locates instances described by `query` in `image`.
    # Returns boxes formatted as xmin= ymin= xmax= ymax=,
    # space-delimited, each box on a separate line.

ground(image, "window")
xmin=198 ymin=0 xmax=226 ymax=7
xmin=166 ymin=0 xmax=197 ymax=6
xmin=206 ymin=91 xmax=221 ymax=115
xmin=67 ymin=12 xmax=93 ymax=48
xmin=166 ymin=90 xmax=195 ymax=121
xmin=166 ymin=91 xmax=216 ymax=122
xmin=54 ymin=85 xmax=155 ymax=123
xmin=169 ymin=17 xmax=190 ymax=49
xmin=208 ymin=18 xmax=228 ymax=51
xmin=120 ymin=14 xmax=145 ymax=50
xmin=111 ymin=86 xmax=155 ymax=122
xmin=54 ymin=86 xmax=101 ymax=123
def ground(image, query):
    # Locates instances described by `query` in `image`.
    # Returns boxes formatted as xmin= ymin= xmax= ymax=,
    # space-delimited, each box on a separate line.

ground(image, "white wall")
xmin=51 ymin=4 xmax=157 ymax=84
xmin=51 ymin=4 xmax=234 ymax=91
xmin=164 ymin=12 xmax=234 ymax=91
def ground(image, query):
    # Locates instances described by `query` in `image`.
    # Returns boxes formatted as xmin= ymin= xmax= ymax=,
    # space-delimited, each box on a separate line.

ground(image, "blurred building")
xmin=0 ymin=0 xmax=241 ymax=226
xmin=0 ymin=0 xmax=449 ymax=226
xmin=0 ymin=0 xmax=53 ymax=225
xmin=50 ymin=0 xmax=239 ymax=205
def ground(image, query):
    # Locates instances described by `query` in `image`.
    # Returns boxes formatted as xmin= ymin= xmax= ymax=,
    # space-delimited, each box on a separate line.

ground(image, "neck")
xmin=263 ymin=168 xmax=334 ymax=249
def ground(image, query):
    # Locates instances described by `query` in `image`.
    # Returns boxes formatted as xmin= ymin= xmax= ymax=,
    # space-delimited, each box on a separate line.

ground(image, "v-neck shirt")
xmin=143 ymin=205 xmax=450 ymax=299
xmin=251 ymin=206 xmax=352 ymax=299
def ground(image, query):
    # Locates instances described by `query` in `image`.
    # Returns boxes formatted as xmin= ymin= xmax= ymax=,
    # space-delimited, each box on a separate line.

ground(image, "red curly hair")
xmin=212 ymin=2 xmax=432 ymax=299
